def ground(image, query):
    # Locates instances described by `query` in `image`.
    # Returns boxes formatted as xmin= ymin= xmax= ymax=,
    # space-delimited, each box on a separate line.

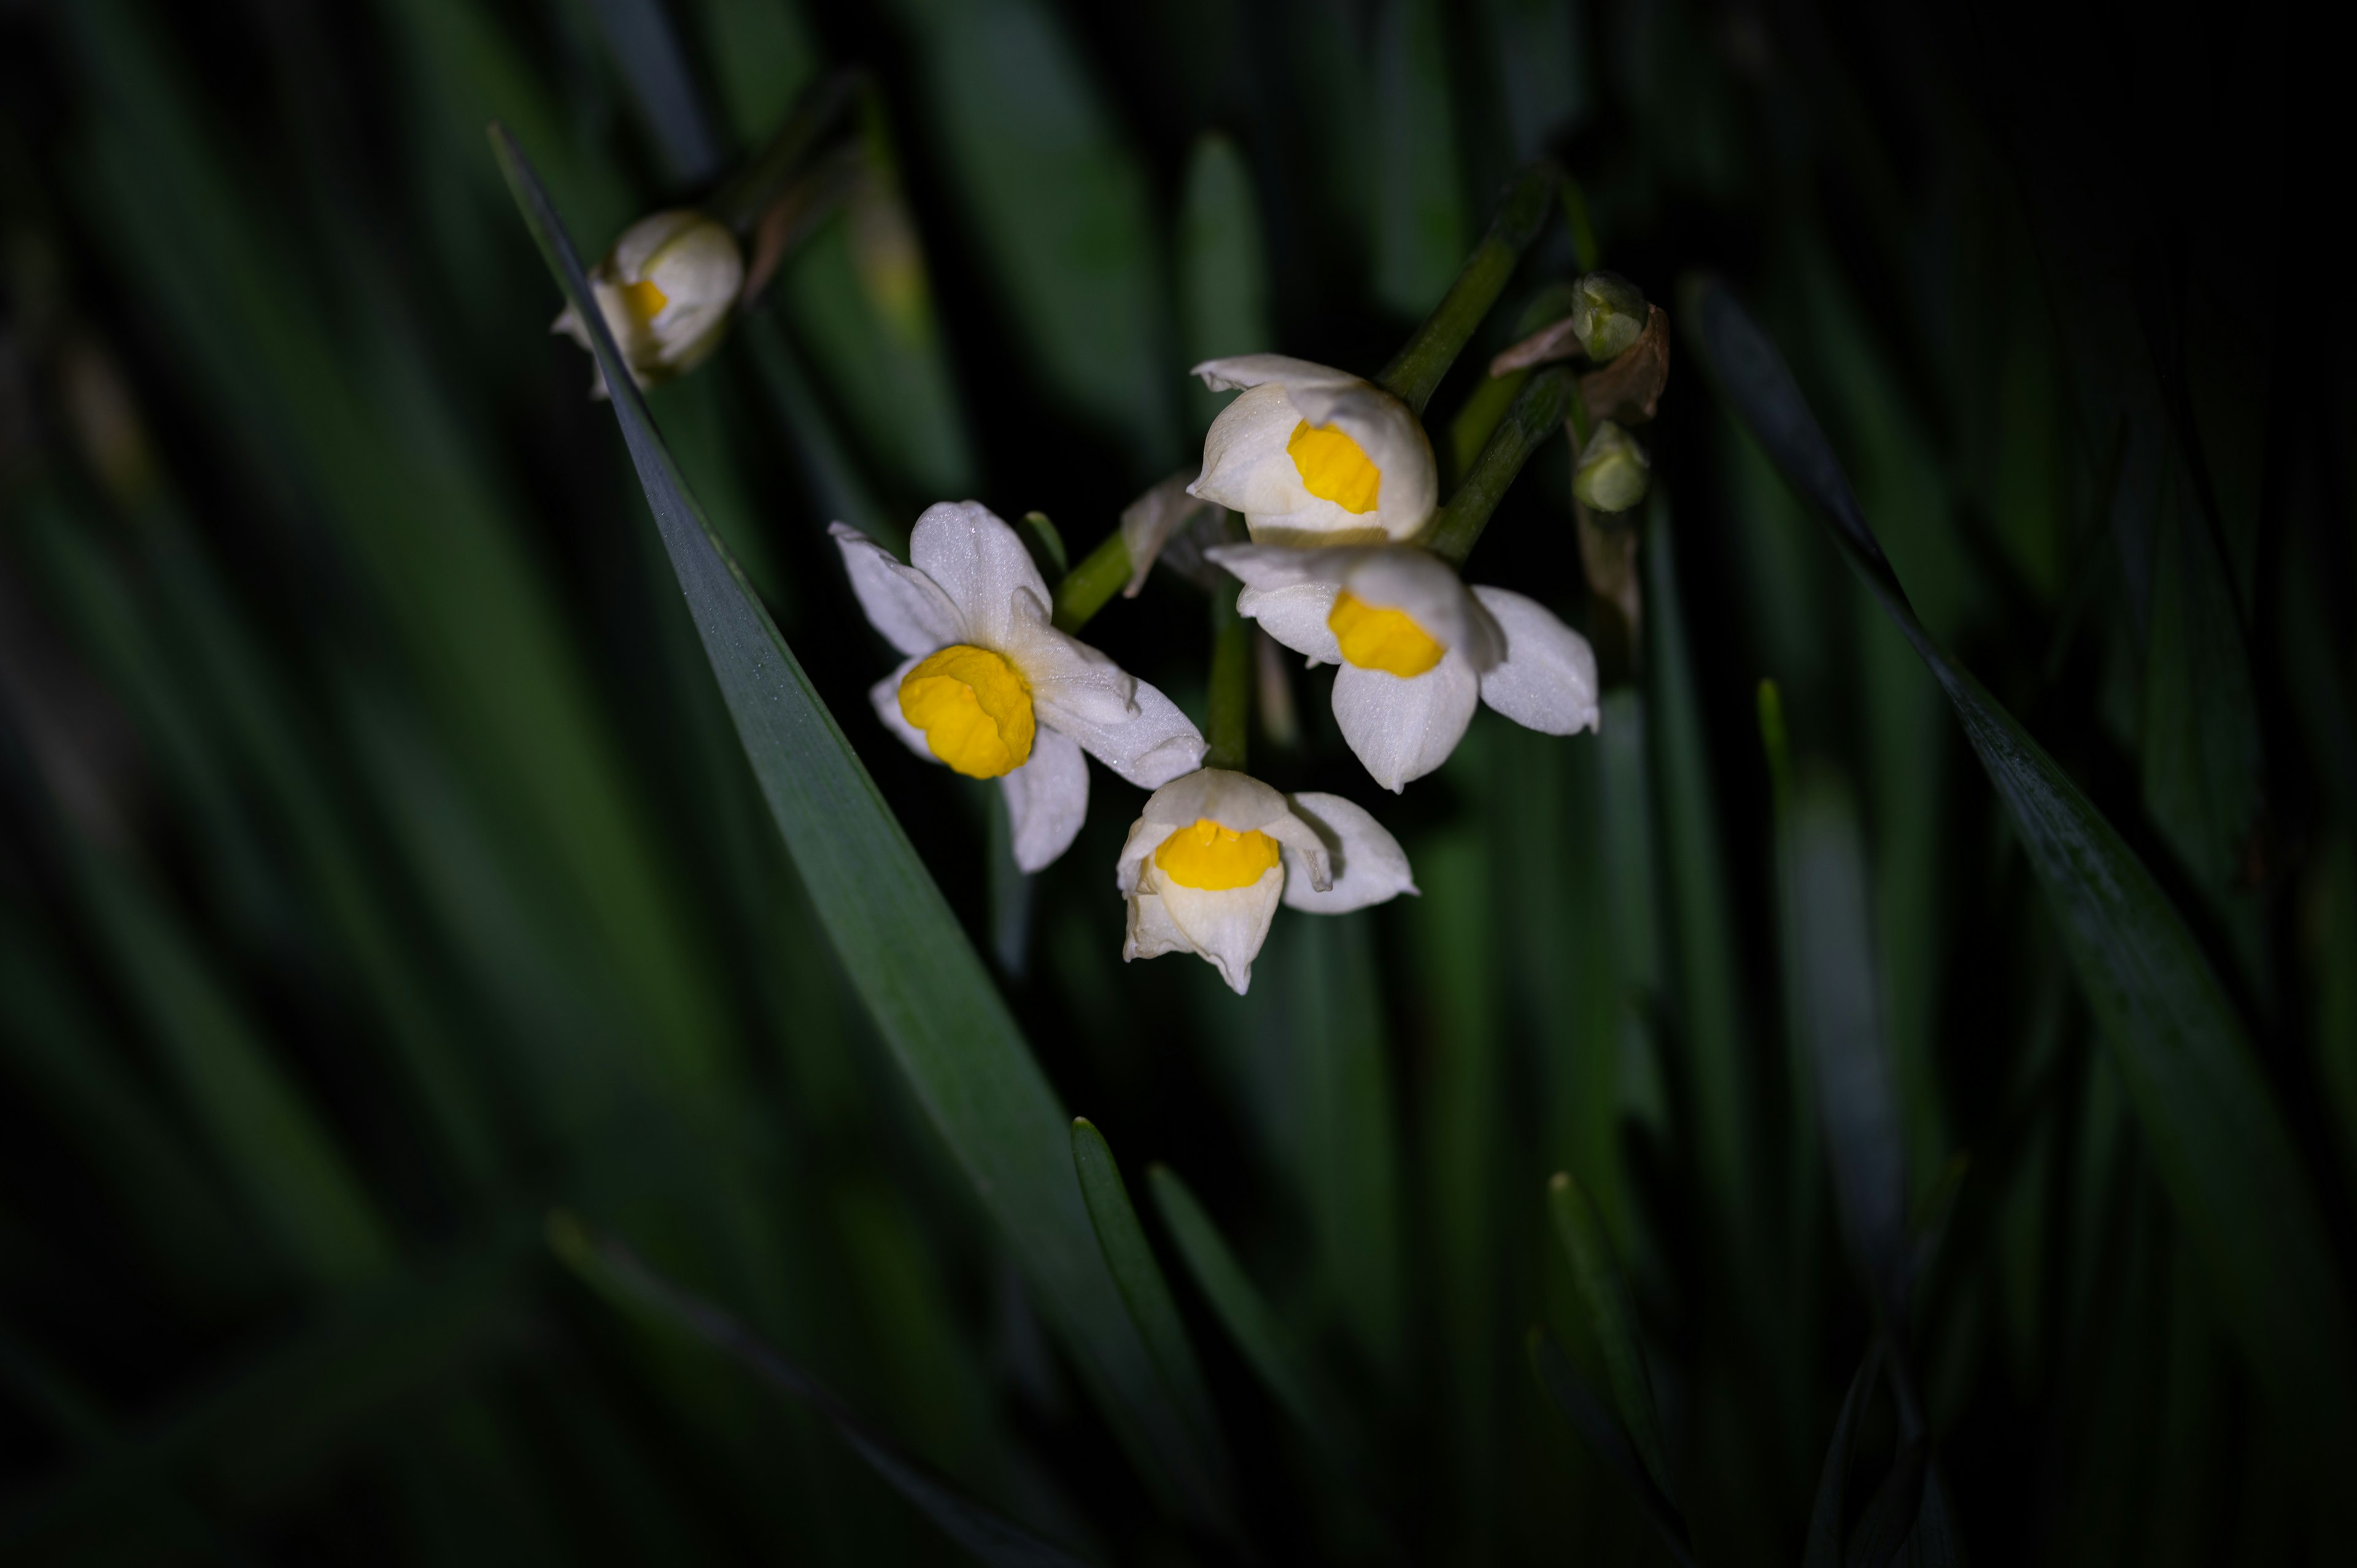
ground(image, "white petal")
xmin=1190 ymin=354 xmax=1364 ymax=396
xmin=1281 ymin=792 xmax=1418 ymax=913
xmin=1330 ymin=653 xmax=1481 ymax=792
xmin=1124 ymin=888 xmax=1197 ymax=962
xmin=832 ymin=523 xmax=961 ymax=658
xmin=1137 ymin=768 xmax=1291 ymax=833
xmin=1260 ymin=811 xmax=1333 ymax=892
xmin=1190 ymin=384 xmax=1315 ymax=519
xmin=610 ymin=210 xmax=704 ymax=277
xmin=1155 ymin=867 xmax=1285 ymax=994
xmin=1204 ymin=542 xmax=1352 ymax=593
xmin=908 ymin=501 xmax=1050 ymax=650
xmin=1471 ymin=587 xmax=1601 ymax=736
xmin=1235 ymin=582 xmax=1342 ymax=665
xmin=1047 ymin=678 xmax=1207 ymax=789
xmin=1004 ymin=609 xmax=1137 ymax=730
xmin=999 ymin=727 xmax=1088 ymax=872
xmin=1338 ymin=550 xmax=1502 ymax=670
xmin=1119 ymin=473 xmax=1210 ymax=597
xmin=1189 ymin=379 xmax=1428 ymax=546
xmin=868 ymin=658 xmax=938 ymax=763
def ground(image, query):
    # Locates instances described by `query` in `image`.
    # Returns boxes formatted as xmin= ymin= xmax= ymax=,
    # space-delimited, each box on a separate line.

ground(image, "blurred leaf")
xmin=883 ymin=0 xmax=1176 ymax=469
xmin=1689 ymin=274 xmax=2357 ymax=1471
xmin=1477 ymin=0 xmax=1590 ymax=158
xmin=1528 ymin=1330 xmax=1693 ymax=1567
xmin=1147 ymin=1165 xmax=1358 ymax=1474
xmin=552 ymin=1217 xmax=1098 ymax=1568
xmin=1643 ymin=496 xmax=1756 ymax=1234
xmin=494 ymin=128 xmax=1221 ymax=1528
xmin=1372 ymin=0 xmax=1468 ymax=317
xmin=1546 ymin=1172 xmax=1672 ymax=1501
xmin=1069 ymin=1121 xmax=1233 ymax=1516
xmin=1 ymin=1218 xmax=535 ymax=1553
xmin=1779 ymin=762 xmax=1908 ymax=1312
xmin=582 ymin=0 xmax=724 ymax=182
xmin=692 ymin=0 xmax=822 ymax=147
xmin=1177 ymin=132 xmax=1272 ymax=432
xmin=73 ymin=841 xmax=395 ymax=1288
xmin=1803 ymin=1349 xmax=1879 ymax=1568
xmin=2141 ymin=487 xmax=2267 ymax=986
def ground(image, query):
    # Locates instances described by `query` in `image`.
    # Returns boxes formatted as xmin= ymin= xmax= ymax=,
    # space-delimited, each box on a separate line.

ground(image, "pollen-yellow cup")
xmin=1154 ymin=818 xmax=1282 ymax=890
xmin=1287 ymin=421 xmax=1382 ymax=514
xmin=1328 ymin=591 xmax=1446 ymax=678
xmin=899 ymin=645 xmax=1034 ymax=778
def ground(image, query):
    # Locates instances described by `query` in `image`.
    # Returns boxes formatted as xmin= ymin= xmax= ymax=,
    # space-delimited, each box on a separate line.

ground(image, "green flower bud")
xmin=1572 ymin=271 xmax=1648 ymax=361
xmin=1573 ymin=420 xmax=1651 ymax=513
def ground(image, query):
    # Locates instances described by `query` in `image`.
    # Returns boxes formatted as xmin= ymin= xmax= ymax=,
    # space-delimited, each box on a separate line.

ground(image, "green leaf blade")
xmin=1546 ymin=1172 xmax=1673 ymax=1503
xmin=1069 ymin=1119 xmax=1234 ymax=1523
xmin=490 ymin=125 xmax=1208 ymax=1529
xmin=1688 ymin=274 xmax=2357 ymax=1472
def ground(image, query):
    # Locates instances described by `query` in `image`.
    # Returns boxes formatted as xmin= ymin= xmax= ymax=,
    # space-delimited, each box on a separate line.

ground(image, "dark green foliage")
xmin=1 ymin=0 xmax=2350 ymax=1562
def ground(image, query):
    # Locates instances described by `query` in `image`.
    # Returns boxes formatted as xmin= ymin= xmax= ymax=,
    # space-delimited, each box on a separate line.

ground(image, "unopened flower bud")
xmin=1573 ymin=420 xmax=1650 ymax=513
xmin=1571 ymin=271 xmax=1648 ymax=361
xmin=553 ymin=210 xmax=743 ymax=397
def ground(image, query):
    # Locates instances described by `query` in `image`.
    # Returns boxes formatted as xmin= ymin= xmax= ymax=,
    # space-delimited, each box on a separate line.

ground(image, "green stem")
xmin=1376 ymin=160 xmax=1560 ymax=415
xmin=1204 ymin=587 xmax=1252 ymax=771
xmin=1050 ymin=530 xmax=1131 ymax=634
xmin=706 ymin=69 xmax=864 ymax=234
xmin=1422 ymin=364 xmax=1576 ymax=568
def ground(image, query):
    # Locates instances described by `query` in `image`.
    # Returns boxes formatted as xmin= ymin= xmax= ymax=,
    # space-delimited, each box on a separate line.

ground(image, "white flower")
xmin=832 ymin=502 xmax=1207 ymax=872
xmin=1208 ymin=544 xmax=1600 ymax=793
xmin=1186 ymin=356 xmax=1437 ymax=546
xmin=1117 ymin=769 xmax=1417 ymax=995
xmin=553 ymin=210 xmax=743 ymax=396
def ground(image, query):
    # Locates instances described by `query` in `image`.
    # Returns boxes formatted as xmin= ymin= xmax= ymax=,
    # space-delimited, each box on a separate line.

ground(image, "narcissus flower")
xmin=1209 ymin=544 xmax=1600 ymax=792
xmin=1118 ymin=769 xmax=1416 ymax=994
xmin=1187 ymin=357 xmax=1437 ymax=546
xmin=553 ymin=210 xmax=743 ymax=396
xmin=834 ymin=502 xmax=1207 ymax=871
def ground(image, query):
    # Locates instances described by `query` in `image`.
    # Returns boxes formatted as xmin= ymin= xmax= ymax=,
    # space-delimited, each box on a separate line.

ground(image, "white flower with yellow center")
xmin=1209 ymin=544 xmax=1600 ymax=793
xmin=553 ymin=210 xmax=744 ymax=396
xmin=832 ymin=502 xmax=1207 ymax=871
xmin=1186 ymin=356 xmax=1437 ymax=546
xmin=1118 ymin=769 xmax=1417 ymax=995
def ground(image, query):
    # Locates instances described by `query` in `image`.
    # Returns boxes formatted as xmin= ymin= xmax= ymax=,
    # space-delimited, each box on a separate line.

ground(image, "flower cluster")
xmin=828 ymin=342 xmax=1608 ymax=993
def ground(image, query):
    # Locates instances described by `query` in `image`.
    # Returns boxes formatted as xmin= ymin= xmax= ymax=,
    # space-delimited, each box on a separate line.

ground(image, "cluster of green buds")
xmin=1493 ymin=268 xmax=1668 ymax=517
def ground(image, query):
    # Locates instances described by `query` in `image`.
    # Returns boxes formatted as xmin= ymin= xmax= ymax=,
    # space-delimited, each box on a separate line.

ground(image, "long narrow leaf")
xmin=490 ymin=127 xmax=1210 ymax=1526
xmin=1069 ymin=1120 xmax=1233 ymax=1520
xmin=1528 ymin=1330 xmax=1693 ymax=1567
xmin=1689 ymin=276 xmax=2357 ymax=1468
xmin=1147 ymin=1165 xmax=1358 ymax=1474
xmin=551 ymin=1218 xmax=1097 ymax=1568
xmin=1546 ymin=1172 xmax=1673 ymax=1501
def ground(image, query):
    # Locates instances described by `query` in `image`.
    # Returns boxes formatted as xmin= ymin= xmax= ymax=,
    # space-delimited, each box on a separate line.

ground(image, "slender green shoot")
xmin=1204 ymin=588 xmax=1251 ymax=771
xmin=1377 ymin=161 xmax=1560 ymax=415
xmin=1051 ymin=530 xmax=1132 ymax=633
xmin=1423 ymin=365 xmax=1576 ymax=566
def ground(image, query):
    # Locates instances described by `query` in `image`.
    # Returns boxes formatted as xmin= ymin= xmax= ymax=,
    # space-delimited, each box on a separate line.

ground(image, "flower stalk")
xmin=1051 ymin=529 xmax=1133 ymax=633
xmin=1423 ymin=363 xmax=1577 ymax=567
xmin=1376 ymin=160 xmax=1561 ymax=415
xmin=1205 ymin=587 xmax=1253 ymax=771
